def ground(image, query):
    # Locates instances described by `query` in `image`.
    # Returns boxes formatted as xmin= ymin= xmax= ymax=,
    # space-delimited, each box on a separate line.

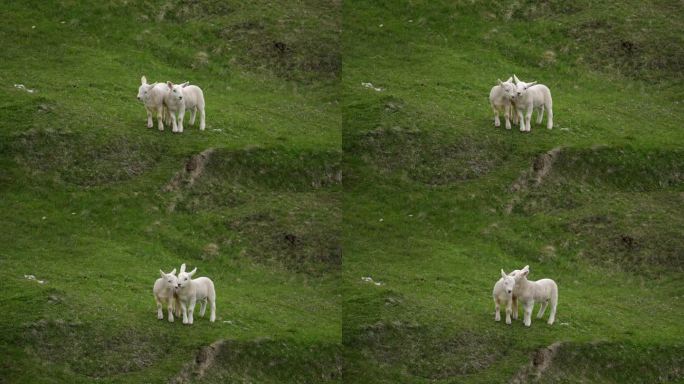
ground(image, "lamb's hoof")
xmin=495 ymin=317 xmax=501 ymax=322
xmin=157 ymin=314 xmax=164 ymax=320
xmin=547 ymin=320 xmax=555 ymax=325
xmin=506 ymin=320 xmax=512 ymax=325
xmin=168 ymin=316 xmax=174 ymax=322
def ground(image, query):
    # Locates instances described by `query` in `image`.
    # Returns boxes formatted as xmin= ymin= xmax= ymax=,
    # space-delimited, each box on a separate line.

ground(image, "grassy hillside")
xmin=342 ymin=1 xmax=684 ymax=383
xmin=0 ymin=1 xmax=340 ymax=383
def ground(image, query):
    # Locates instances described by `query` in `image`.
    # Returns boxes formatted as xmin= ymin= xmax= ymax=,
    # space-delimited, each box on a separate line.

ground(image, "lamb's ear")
xmin=525 ymin=81 xmax=537 ymax=89
xmin=167 ymin=81 xmax=174 ymax=89
xmin=180 ymin=263 xmax=186 ymax=273
xmin=497 ymin=78 xmax=504 ymax=86
xmin=170 ymin=268 xmax=176 ymax=275
xmin=160 ymin=269 xmax=166 ymax=278
xmin=501 ymin=269 xmax=507 ymax=278
xmin=141 ymin=75 xmax=147 ymax=85
xmin=505 ymin=76 xmax=513 ymax=83
xmin=513 ymin=74 xmax=520 ymax=84
xmin=188 ymin=267 xmax=197 ymax=277
xmin=181 ymin=82 xmax=189 ymax=88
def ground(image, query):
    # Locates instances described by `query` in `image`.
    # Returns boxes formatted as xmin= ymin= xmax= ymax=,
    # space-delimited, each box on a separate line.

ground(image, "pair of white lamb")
xmin=489 ymin=74 xmax=553 ymax=132
xmin=137 ymin=75 xmax=206 ymax=133
xmin=492 ymin=265 xmax=558 ymax=327
xmin=153 ymin=263 xmax=216 ymax=325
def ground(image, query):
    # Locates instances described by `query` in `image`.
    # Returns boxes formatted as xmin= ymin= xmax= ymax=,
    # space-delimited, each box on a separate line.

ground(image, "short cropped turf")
xmin=342 ymin=1 xmax=683 ymax=383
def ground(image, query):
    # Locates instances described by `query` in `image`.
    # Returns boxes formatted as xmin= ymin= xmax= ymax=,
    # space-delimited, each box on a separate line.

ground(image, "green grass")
xmin=2 ymin=0 xmax=684 ymax=383
xmin=0 ymin=1 xmax=340 ymax=383
xmin=342 ymin=0 xmax=684 ymax=383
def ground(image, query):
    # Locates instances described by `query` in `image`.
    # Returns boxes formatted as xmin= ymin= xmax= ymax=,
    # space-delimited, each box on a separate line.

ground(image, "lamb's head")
xmin=176 ymin=263 xmax=197 ymax=289
xmin=497 ymin=77 xmax=516 ymax=101
xmin=511 ymin=75 xmax=537 ymax=101
xmin=500 ymin=269 xmax=516 ymax=295
xmin=137 ymin=76 xmax=157 ymax=101
xmin=159 ymin=268 xmax=178 ymax=289
xmin=511 ymin=265 xmax=530 ymax=282
xmin=166 ymin=81 xmax=189 ymax=103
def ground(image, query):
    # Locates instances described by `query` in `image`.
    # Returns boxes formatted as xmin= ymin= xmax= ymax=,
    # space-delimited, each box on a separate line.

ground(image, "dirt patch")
xmin=22 ymin=319 xmax=172 ymax=378
xmin=165 ymin=148 xmax=215 ymax=192
xmin=565 ymin=199 xmax=684 ymax=274
xmin=510 ymin=341 xmax=684 ymax=383
xmin=10 ymin=129 xmax=163 ymax=186
xmin=351 ymin=322 xmax=510 ymax=379
xmin=505 ymin=147 xmax=562 ymax=214
xmin=170 ymin=339 xmax=342 ymax=384
xmin=167 ymin=147 xmax=341 ymax=213
xmin=213 ymin=6 xmax=340 ymax=81
xmin=509 ymin=341 xmax=564 ymax=383
xmin=226 ymin=196 xmax=341 ymax=274
xmin=354 ymin=128 xmax=513 ymax=186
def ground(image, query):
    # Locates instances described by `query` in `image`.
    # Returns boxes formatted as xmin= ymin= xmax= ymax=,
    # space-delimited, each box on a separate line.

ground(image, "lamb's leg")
xmin=548 ymin=290 xmax=558 ymax=325
xmin=525 ymin=108 xmax=533 ymax=132
xmin=170 ymin=112 xmax=178 ymax=133
xmin=190 ymin=108 xmax=196 ymax=125
xmin=518 ymin=110 xmax=525 ymax=132
xmin=505 ymin=299 xmax=512 ymax=325
xmin=200 ymin=298 xmax=207 ymax=317
xmin=157 ymin=109 xmax=165 ymax=131
xmin=188 ymin=297 xmax=196 ymax=324
xmin=199 ymin=107 xmax=205 ymax=131
xmin=523 ymin=300 xmax=534 ymax=327
xmin=494 ymin=298 xmax=501 ymax=322
xmin=209 ymin=299 xmax=216 ymax=322
xmin=167 ymin=301 xmax=175 ymax=322
xmin=181 ymin=301 xmax=188 ymax=324
xmin=512 ymin=296 xmax=519 ymax=320
xmin=546 ymin=102 xmax=553 ymax=129
xmin=146 ymin=108 xmax=153 ymax=128
xmin=537 ymin=301 xmax=548 ymax=319
xmin=536 ymin=105 xmax=545 ymax=124
xmin=177 ymin=105 xmax=186 ymax=133
xmin=493 ymin=107 xmax=501 ymax=127
xmin=156 ymin=298 xmax=163 ymax=320
xmin=504 ymin=105 xmax=512 ymax=130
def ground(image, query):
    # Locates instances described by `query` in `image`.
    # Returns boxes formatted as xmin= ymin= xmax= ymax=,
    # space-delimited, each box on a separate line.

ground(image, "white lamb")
xmin=512 ymin=265 xmax=558 ymax=326
xmin=176 ymin=263 xmax=216 ymax=324
xmin=137 ymin=76 xmax=168 ymax=131
xmin=492 ymin=269 xmax=517 ymax=324
xmin=153 ymin=269 xmax=180 ymax=322
xmin=163 ymin=81 xmax=206 ymax=133
xmin=511 ymin=75 xmax=553 ymax=132
xmin=489 ymin=77 xmax=518 ymax=130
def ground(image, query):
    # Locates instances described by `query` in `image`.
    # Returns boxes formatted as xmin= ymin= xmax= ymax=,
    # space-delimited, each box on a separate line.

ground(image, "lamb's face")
xmin=502 ymin=275 xmax=516 ymax=295
xmin=512 ymin=82 xmax=537 ymax=101
xmin=167 ymin=82 xmax=184 ymax=103
xmin=177 ymin=272 xmax=190 ymax=288
xmin=164 ymin=273 xmax=178 ymax=289
xmin=137 ymin=84 xmax=153 ymax=101
xmin=501 ymin=82 xmax=517 ymax=101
